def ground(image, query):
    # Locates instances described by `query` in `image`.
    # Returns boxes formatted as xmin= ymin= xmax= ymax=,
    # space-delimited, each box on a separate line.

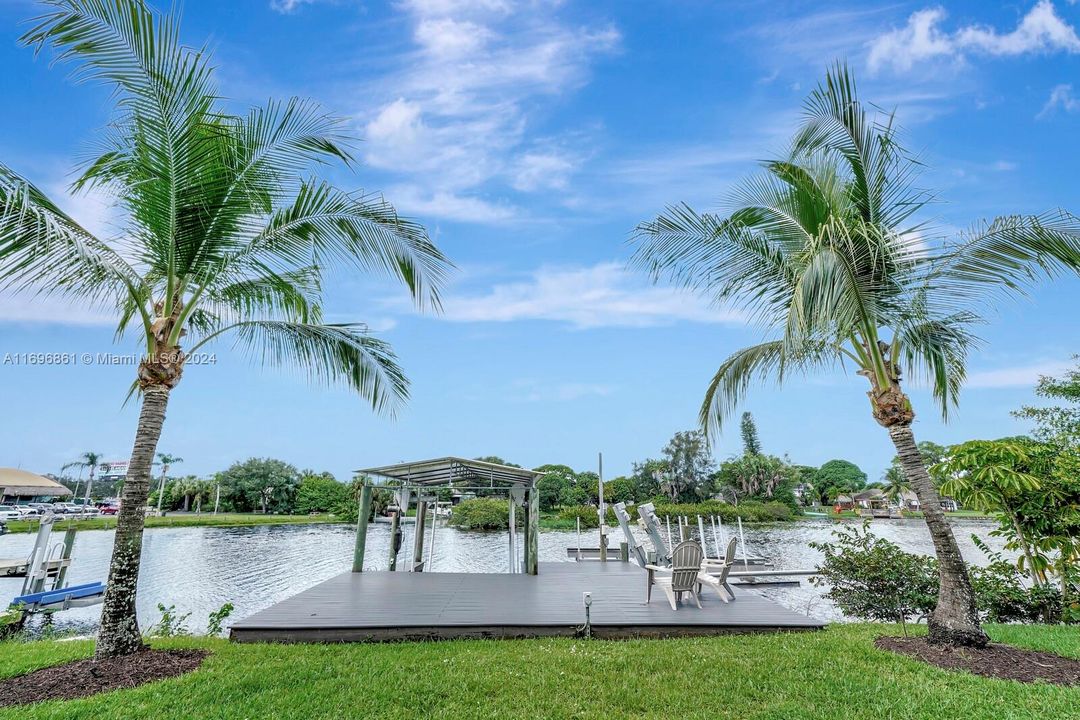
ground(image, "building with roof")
xmin=0 ymin=468 xmax=73 ymax=504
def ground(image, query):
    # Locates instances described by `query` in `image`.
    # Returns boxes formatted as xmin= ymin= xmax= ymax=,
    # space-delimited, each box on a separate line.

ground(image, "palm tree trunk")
xmin=889 ymin=425 xmax=988 ymax=647
xmin=95 ymin=385 xmax=170 ymax=658
xmin=85 ymin=465 xmax=96 ymax=504
xmin=156 ymin=470 xmax=166 ymax=514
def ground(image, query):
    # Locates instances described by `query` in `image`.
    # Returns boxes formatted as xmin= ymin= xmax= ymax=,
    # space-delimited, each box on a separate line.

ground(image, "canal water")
xmin=0 ymin=517 xmax=1007 ymax=633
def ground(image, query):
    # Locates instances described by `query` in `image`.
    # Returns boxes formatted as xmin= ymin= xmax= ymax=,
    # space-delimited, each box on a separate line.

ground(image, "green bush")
xmin=558 ymin=505 xmax=600 ymax=529
xmin=646 ymin=500 xmax=796 ymax=523
xmin=970 ymin=560 xmax=1063 ymax=623
xmin=448 ymin=499 xmax=511 ymax=530
xmin=810 ymin=522 xmax=938 ymax=627
xmin=811 ymin=523 xmax=1066 ymax=626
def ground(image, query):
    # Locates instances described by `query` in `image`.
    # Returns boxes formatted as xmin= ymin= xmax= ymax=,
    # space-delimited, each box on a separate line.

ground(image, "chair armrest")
xmin=644 ymin=564 xmax=670 ymax=573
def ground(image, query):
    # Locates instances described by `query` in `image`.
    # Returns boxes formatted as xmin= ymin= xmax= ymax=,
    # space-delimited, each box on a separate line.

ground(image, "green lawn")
xmin=1 ymin=624 xmax=1076 ymax=719
xmin=3 ymin=513 xmax=342 ymax=534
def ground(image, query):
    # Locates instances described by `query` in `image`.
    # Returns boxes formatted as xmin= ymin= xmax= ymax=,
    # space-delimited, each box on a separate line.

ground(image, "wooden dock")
xmin=230 ymin=561 xmax=823 ymax=643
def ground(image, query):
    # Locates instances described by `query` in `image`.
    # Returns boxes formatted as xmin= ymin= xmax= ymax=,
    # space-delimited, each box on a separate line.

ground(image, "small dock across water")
xmin=230 ymin=561 xmax=823 ymax=643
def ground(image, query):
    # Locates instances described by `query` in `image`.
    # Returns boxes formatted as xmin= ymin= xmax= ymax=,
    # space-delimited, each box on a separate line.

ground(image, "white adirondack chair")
xmin=697 ymin=537 xmax=738 ymax=602
xmin=645 ymin=540 xmax=704 ymax=610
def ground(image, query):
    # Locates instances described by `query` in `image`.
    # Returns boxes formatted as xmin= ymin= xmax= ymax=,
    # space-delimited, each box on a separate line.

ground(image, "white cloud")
xmin=1038 ymin=83 xmax=1080 ymax=116
xmin=869 ymin=2 xmax=1080 ymax=73
xmin=358 ymin=1 xmax=619 ymax=222
xmin=511 ymin=151 xmax=578 ymax=192
xmin=270 ymin=0 xmax=316 ymax=13
xmin=967 ymin=360 xmax=1073 ymax=388
xmin=512 ymin=380 xmax=615 ymax=403
xmin=429 ymin=262 xmax=746 ymax=329
xmin=386 ymin=185 xmax=516 ymax=223
xmin=46 ymin=182 xmax=117 ymax=240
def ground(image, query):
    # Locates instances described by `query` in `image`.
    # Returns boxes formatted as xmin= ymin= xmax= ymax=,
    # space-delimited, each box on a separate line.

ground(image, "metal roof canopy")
xmin=356 ymin=456 xmax=540 ymax=488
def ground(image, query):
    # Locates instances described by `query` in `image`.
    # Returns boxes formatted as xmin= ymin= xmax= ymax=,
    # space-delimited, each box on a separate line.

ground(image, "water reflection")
xmin=0 ymin=517 xmax=1006 ymax=632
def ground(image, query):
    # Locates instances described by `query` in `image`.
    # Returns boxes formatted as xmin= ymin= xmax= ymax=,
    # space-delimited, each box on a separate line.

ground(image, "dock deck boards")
xmin=230 ymin=562 xmax=823 ymax=643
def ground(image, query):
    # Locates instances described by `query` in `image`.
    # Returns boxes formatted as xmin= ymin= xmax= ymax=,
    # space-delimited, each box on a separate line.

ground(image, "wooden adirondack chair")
xmin=645 ymin=540 xmax=704 ymax=610
xmin=697 ymin=537 xmax=738 ymax=602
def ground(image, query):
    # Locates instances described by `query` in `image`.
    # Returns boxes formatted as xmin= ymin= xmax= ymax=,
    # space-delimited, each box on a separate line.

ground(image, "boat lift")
xmin=4 ymin=514 xmax=105 ymax=622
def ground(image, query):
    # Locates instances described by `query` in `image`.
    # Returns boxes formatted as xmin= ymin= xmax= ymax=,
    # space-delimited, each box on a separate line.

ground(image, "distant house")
xmin=898 ymin=488 xmax=960 ymax=512
xmin=853 ymin=488 xmax=891 ymax=517
xmin=833 ymin=494 xmax=854 ymax=511
xmin=793 ymin=483 xmax=813 ymax=505
xmin=0 ymin=468 xmax=73 ymax=504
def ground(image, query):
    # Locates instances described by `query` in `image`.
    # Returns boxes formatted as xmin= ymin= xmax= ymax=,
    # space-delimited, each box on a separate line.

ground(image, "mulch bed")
xmin=0 ymin=648 xmax=208 ymax=708
xmin=876 ymin=636 xmax=1080 ymax=686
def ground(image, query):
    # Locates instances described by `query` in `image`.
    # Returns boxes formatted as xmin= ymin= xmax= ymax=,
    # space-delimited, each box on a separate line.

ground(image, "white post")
xmin=576 ymin=517 xmax=582 ymax=561
xmin=697 ymin=515 xmax=706 ymax=552
xmin=710 ymin=515 xmax=722 ymax=557
xmin=737 ymin=516 xmax=748 ymax=570
xmin=508 ymin=496 xmax=517 ymax=573
xmin=427 ymin=493 xmax=437 ymax=571
xmin=597 ymin=452 xmax=607 ymax=562
xmin=214 ymin=483 xmax=220 ymax=515
xmin=665 ymin=515 xmax=673 ymax=553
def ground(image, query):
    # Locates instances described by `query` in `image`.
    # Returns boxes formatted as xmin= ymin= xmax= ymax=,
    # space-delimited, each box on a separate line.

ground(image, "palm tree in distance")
xmin=1 ymin=0 xmax=449 ymax=658
xmin=633 ymin=65 xmax=1080 ymax=647
xmin=62 ymin=451 xmax=104 ymax=505
xmin=882 ymin=466 xmax=910 ymax=508
xmin=155 ymin=453 xmax=182 ymax=514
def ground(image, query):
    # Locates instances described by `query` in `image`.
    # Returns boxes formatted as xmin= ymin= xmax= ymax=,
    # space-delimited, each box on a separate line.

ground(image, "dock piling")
xmin=352 ymin=484 xmax=373 ymax=572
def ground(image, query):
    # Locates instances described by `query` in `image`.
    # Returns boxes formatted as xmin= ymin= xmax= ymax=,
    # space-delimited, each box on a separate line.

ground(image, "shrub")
xmin=448 ymin=499 xmax=511 ymax=530
xmin=970 ymin=560 xmax=1063 ymax=623
xmin=811 ymin=524 xmax=1065 ymax=626
xmin=762 ymin=501 xmax=794 ymax=521
xmin=558 ymin=505 xmax=600 ymax=529
xmin=810 ymin=522 xmax=938 ymax=631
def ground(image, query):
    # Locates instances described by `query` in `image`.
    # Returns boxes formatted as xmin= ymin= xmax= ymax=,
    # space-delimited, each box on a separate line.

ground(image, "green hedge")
xmin=553 ymin=500 xmax=796 ymax=528
xmin=556 ymin=505 xmax=601 ymax=529
xmin=447 ymin=498 xmax=511 ymax=530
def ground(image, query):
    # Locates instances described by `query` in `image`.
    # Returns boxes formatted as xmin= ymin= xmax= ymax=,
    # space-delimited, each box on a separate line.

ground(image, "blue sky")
xmin=1 ymin=0 xmax=1078 ymax=484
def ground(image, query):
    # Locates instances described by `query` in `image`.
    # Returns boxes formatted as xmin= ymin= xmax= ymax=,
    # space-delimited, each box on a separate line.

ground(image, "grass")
xmin=1 ymin=624 xmax=1076 ymax=719
xmin=2 ymin=513 xmax=342 ymax=534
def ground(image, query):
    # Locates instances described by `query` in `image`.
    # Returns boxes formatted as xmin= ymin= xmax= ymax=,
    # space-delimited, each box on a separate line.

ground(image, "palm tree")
xmin=633 ymin=65 xmax=1080 ymax=646
xmin=1 ymin=1 xmax=448 ymax=658
xmin=62 ymin=451 xmax=104 ymax=505
xmin=881 ymin=466 xmax=910 ymax=507
xmin=155 ymin=453 xmax=182 ymax=514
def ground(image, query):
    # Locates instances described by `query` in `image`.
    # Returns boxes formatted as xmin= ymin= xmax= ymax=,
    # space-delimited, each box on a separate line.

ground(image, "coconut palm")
xmin=633 ymin=65 xmax=1080 ymax=646
xmin=62 ymin=451 xmax=104 ymax=505
xmin=1 ymin=0 xmax=448 ymax=658
xmin=881 ymin=466 xmax=910 ymax=507
xmin=155 ymin=452 xmax=182 ymax=514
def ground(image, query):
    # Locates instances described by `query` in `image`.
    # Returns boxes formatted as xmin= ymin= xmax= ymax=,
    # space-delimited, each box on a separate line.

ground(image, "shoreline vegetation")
xmin=1 ymin=507 xmax=995 ymax=535
xmin=1 ymin=624 xmax=1077 ymax=718
xmin=1 ymin=513 xmax=339 ymax=535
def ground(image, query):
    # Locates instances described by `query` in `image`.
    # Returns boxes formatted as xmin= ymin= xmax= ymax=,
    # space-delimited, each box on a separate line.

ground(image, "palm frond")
xmin=190 ymin=321 xmax=408 ymax=416
xmin=894 ymin=310 xmax=980 ymax=421
xmin=206 ymin=264 xmax=323 ymax=325
xmin=237 ymin=181 xmax=451 ymax=310
xmin=932 ymin=211 xmax=1080 ymax=302
xmin=0 ymin=163 xmax=142 ymax=306
xmin=699 ymin=339 xmax=834 ymax=439
xmin=791 ymin=62 xmax=930 ymax=229
xmin=23 ymin=0 xmax=221 ymax=286
xmin=632 ymin=202 xmax=798 ymax=326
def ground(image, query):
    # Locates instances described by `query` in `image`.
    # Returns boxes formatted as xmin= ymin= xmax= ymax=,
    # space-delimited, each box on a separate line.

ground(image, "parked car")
xmin=0 ymin=505 xmax=22 ymax=522
xmin=17 ymin=506 xmax=40 ymax=518
xmin=99 ymin=504 xmax=119 ymax=516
